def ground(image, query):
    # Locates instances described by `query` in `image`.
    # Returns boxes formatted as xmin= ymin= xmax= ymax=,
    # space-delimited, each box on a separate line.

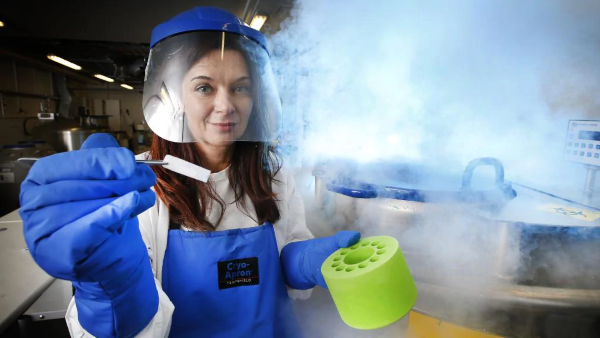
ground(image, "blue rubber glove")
xmin=281 ymin=231 xmax=361 ymax=290
xmin=19 ymin=133 xmax=159 ymax=338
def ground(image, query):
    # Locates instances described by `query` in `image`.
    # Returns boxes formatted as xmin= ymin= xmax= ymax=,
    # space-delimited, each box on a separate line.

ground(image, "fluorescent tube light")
xmin=120 ymin=84 xmax=134 ymax=90
xmin=250 ymin=13 xmax=267 ymax=31
xmin=94 ymin=74 xmax=114 ymax=83
xmin=47 ymin=54 xmax=82 ymax=70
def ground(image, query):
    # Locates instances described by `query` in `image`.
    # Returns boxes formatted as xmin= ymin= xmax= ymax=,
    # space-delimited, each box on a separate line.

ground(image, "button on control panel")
xmin=565 ymin=120 xmax=600 ymax=166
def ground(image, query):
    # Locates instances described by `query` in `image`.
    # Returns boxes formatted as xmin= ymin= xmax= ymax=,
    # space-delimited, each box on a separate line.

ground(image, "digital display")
xmin=578 ymin=131 xmax=600 ymax=141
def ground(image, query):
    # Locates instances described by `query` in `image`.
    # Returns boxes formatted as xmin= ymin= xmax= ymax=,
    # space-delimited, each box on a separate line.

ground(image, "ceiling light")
xmin=0 ymin=21 xmax=4 ymax=27
xmin=47 ymin=54 xmax=82 ymax=70
xmin=120 ymin=84 xmax=134 ymax=90
xmin=249 ymin=12 xmax=267 ymax=31
xmin=94 ymin=74 xmax=114 ymax=83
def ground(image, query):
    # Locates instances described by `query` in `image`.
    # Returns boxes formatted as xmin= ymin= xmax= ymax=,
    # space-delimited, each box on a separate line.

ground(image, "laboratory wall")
xmin=0 ymin=57 xmax=144 ymax=147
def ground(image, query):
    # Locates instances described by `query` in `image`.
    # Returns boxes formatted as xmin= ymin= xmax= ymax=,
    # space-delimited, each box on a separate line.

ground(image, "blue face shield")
xmin=143 ymin=25 xmax=281 ymax=144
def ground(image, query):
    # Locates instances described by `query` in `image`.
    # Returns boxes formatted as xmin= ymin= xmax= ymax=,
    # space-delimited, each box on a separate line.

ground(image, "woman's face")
xmin=182 ymin=49 xmax=253 ymax=147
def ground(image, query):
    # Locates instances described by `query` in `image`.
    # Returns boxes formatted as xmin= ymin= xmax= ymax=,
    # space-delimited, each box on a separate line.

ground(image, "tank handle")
xmin=461 ymin=157 xmax=505 ymax=190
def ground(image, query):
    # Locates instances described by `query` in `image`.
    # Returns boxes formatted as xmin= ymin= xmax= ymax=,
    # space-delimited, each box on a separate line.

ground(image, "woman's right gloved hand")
xmin=19 ymin=133 xmax=159 ymax=338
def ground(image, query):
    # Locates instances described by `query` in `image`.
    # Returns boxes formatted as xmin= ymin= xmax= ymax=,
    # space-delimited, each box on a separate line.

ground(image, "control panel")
xmin=565 ymin=120 xmax=600 ymax=166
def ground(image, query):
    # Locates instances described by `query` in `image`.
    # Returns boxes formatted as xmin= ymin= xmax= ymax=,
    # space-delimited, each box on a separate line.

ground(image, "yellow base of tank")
xmin=407 ymin=311 xmax=502 ymax=338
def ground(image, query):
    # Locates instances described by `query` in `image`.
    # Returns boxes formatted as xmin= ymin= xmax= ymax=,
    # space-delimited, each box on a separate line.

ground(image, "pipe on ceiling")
xmin=0 ymin=49 xmax=98 ymax=85
xmin=249 ymin=0 xmax=261 ymax=23
xmin=0 ymin=90 xmax=60 ymax=101
xmin=242 ymin=0 xmax=253 ymax=23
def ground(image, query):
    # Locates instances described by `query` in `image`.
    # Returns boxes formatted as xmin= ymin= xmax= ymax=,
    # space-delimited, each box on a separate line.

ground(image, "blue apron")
xmin=162 ymin=223 xmax=300 ymax=337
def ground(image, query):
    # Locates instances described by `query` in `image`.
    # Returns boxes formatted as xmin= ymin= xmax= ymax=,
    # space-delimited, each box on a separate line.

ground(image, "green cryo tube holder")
xmin=321 ymin=236 xmax=417 ymax=330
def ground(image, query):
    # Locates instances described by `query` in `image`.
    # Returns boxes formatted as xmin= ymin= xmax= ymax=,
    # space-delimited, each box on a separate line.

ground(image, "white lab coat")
xmin=65 ymin=154 xmax=314 ymax=337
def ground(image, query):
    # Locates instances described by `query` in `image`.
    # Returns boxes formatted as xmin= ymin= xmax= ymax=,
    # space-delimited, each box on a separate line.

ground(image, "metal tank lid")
xmin=486 ymin=183 xmax=600 ymax=227
xmin=325 ymin=158 xmax=516 ymax=205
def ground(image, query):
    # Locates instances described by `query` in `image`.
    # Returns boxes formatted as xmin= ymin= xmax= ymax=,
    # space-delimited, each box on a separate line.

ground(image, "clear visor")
xmin=143 ymin=31 xmax=281 ymax=143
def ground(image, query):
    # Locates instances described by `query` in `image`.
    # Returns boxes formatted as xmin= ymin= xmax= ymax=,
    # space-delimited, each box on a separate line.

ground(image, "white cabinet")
xmin=105 ymin=99 xmax=120 ymax=131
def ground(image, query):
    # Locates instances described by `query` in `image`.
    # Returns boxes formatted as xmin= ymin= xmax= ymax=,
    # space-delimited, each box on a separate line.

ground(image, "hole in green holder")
xmin=377 ymin=244 xmax=386 ymax=249
xmin=333 ymin=257 xmax=342 ymax=261
xmin=377 ymin=249 xmax=386 ymax=255
xmin=340 ymin=249 xmax=349 ymax=255
xmin=350 ymin=244 xmax=359 ymax=250
xmin=345 ymin=266 xmax=355 ymax=272
xmin=332 ymin=262 xmax=340 ymax=268
xmin=371 ymin=241 xmax=381 ymax=246
xmin=359 ymin=263 xmax=368 ymax=268
xmin=370 ymin=256 xmax=380 ymax=262
xmin=336 ymin=266 xmax=345 ymax=271
xmin=361 ymin=241 xmax=370 ymax=246
xmin=343 ymin=247 xmax=374 ymax=265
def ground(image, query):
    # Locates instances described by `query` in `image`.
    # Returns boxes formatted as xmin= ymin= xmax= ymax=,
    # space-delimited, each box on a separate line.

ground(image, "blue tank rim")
xmin=326 ymin=178 xmax=516 ymax=204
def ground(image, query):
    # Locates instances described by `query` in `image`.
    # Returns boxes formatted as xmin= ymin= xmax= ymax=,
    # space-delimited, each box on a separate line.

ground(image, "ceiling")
xmin=0 ymin=0 xmax=293 ymax=88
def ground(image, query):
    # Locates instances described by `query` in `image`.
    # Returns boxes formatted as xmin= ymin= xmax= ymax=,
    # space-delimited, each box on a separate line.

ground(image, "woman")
xmin=19 ymin=6 xmax=360 ymax=338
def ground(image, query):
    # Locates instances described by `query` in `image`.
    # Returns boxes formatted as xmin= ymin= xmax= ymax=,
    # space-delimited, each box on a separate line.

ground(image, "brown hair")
xmin=150 ymin=138 xmax=281 ymax=231
xmin=146 ymin=31 xmax=282 ymax=231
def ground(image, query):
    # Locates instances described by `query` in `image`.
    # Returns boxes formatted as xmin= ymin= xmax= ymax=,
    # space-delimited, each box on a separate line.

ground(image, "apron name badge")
xmin=218 ymin=257 xmax=260 ymax=289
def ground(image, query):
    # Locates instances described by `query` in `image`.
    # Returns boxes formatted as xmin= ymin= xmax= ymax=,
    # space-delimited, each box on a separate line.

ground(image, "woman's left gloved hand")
xmin=281 ymin=231 xmax=361 ymax=290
